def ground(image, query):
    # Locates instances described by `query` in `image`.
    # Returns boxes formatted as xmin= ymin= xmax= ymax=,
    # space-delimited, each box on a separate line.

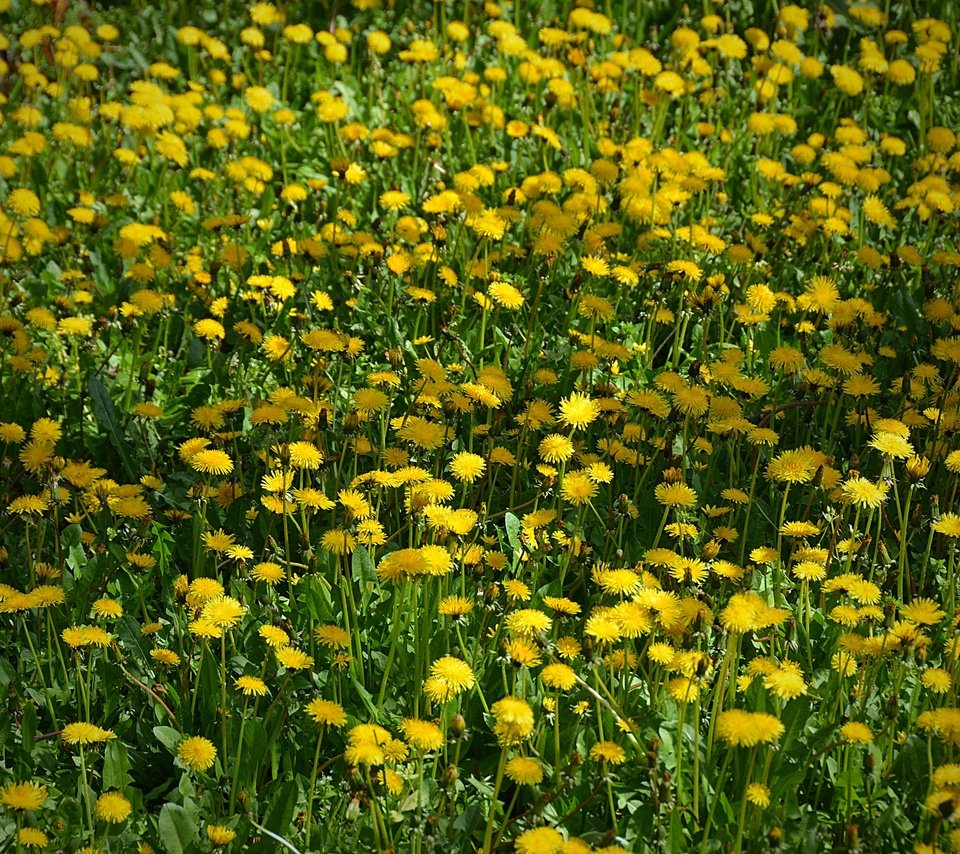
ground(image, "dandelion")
xmin=901 ymin=598 xmax=945 ymax=625
xmin=491 ymin=696 xmax=535 ymax=745
xmin=716 ymin=710 xmax=784 ymax=747
xmin=515 ymin=827 xmax=564 ymax=854
xmin=589 ymin=741 xmax=626 ymax=764
xmin=16 ymin=828 xmax=49 ymax=849
xmin=540 ymin=662 xmax=577 ymax=691
xmin=236 ymin=675 xmax=268 ymax=697
xmin=841 ymin=477 xmax=888 ymax=508
xmin=449 ymin=452 xmax=486 ymax=483
xmin=177 ymin=736 xmax=217 ymax=772
xmin=62 ymin=723 xmax=116 ymax=746
xmin=275 ymin=647 xmax=314 ymax=670
xmin=305 ymin=699 xmax=347 ymax=727
xmin=558 ymin=393 xmax=600 ymax=431
xmin=401 ymin=719 xmax=444 ymax=751
xmin=201 ymin=596 xmax=245 ymax=629
xmin=840 ymin=722 xmax=874 ymax=745
xmin=189 ymin=449 xmax=233 ymax=475
xmin=424 ymin=656 xmax=475 ymax=702
xmin=654 ymin=482 xmax=697 ymax=509
xmin=207 ymin=825 xmax=238 ymax=846
xmin=0 ymin=781 xmax=47 ymax=810
xmin=94 ymin=791 xmax=131 ymax=823
xmin=746 ymin=783 xmax=771 ymax=808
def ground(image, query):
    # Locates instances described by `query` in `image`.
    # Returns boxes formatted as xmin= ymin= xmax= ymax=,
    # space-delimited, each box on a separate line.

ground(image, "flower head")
xmin=0 ymin=781 xmax=47 ymax=811
xmin=177 ymin=736 xmax=217 ymax=772
xmin=95 ymin=791 xmax=131 ymax=823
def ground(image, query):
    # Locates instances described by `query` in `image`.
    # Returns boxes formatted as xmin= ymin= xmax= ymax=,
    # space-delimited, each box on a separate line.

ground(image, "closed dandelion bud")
xmin=907 ymin=455 xmax=931 ymax=480
xmin=386 ymin=348 xmax=403 ymax=368
xmin=862 ymin=752 xmax=875 ymax=776
xmin=769 ymin=827 xmax=783 ymax=847
xmin=649 ymin=735 xmax=660 ymax=753
xmin=342 ymin=412 xmax=359 ymax=433
xmin=441 ymin=764 xmax=459 ymax=787
xmin=700 ymin=540 xmax=720 ymax=561
xmin=450 ymin=714 xmax=467 ymax=739
xmin=885 ymin=693 xmax=899 ymax=717
xmin=345 ymin=797 xmax=361 ymax=822
xmin=884 ymin=601 xmax=896 ymax=625
xmin=812 ymin=465 xmax=824 ymax=488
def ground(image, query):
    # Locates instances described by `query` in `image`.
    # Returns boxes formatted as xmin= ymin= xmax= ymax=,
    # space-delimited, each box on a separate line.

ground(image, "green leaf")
xmin=249 ymin=780 xmax=299 ymax=853
xmin=61 ymin=523 xmax=83 ymax=550
xmin=103 ymin=740 xmax=132 ymax=790
xmin=21 ymin=700 xmax=36 ymax=754
xmin=88 ymin=375 xmax=137 ymax=480
xmin=504 ymin=512 xmax=522 ymax=554
xmin=153 ymin=725 xmax=181 ymax=755
xmin=667 ymin=810 xmax=685 ymax=853
xmin=352 ymin=546 xmax=376 ymax=612
xmin=158 ymin=802 xmax=198 ymax=854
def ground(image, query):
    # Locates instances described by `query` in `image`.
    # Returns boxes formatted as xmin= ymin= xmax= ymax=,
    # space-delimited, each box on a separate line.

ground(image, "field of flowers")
xmin=0 ymin=0 xmax=959 ymax=850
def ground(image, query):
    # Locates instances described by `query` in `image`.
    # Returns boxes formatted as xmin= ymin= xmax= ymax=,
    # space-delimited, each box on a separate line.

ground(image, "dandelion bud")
xmin=450 ymin=714 xmax=467 ymax=739
xmin=769 ymin=827 xmax=783 ymax=847
xmin=700 ymin=540 xmax=720 ymax=561
xmin=441 ymin=764 xmax=459 ymax=787
xmin=885 ymin=693 xmax=899 ymax=717
xmin=345 ymin=797 xmax=361 ymax=822
xmin=907 ymin=455 xmax=931 ymax=480
xmin=386 ymin=348 xmax=403 ymax=367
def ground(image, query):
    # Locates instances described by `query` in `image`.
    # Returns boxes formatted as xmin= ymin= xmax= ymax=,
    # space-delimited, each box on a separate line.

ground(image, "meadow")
xmin=1 ymin=0 xmax=959 ymax=851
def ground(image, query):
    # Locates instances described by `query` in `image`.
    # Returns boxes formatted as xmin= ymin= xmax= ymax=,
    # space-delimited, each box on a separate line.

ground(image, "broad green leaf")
xmin=158 ymin=802 xmax=197 ymax=854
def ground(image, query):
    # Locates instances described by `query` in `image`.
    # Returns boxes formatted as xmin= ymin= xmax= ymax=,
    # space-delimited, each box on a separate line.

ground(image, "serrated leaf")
xmin=88 ymin=375 xmax=137 ymax=480
xmin=352 ymin=545 xmax=376 ymax=612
